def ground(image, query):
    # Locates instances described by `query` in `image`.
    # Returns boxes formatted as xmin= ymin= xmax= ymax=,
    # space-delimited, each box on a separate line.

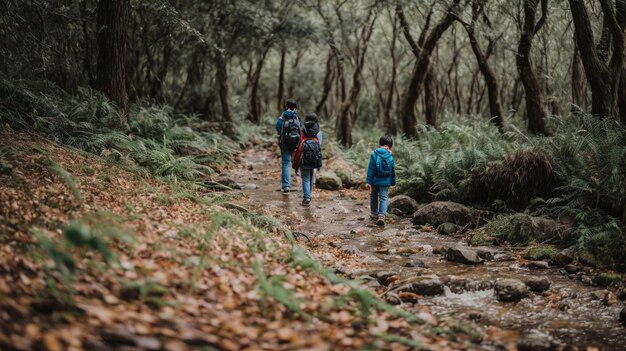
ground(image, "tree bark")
xmin=424 ymin=66 xmax=436 ymax=126
xmin=337 ymin=9 xmax=377 ymax=147
xmin=277 ymin=47 xmax=286 ymax=115
xmin=384 ymin=9 xmax=398 ymax=134
xmin=516 ymin=0 xmax=549 ymax=135
xmin=571 ymin=32 xmax=587 ymax=110
xmin=248 ymin=45 xmax=271 ymax=124
xmin=315 ymin=52 xmax=335 ymax=114
xmin=397 ymin=0 xmax=460 ymax=138
xmin=458 ymin=2 xmax=504 ymax=132
xmin=215 ymin=50 xmax=234 ymax=136
xmin=96 ymin=0 xmax=129 ymax=115
xmin=569 ymin=0 xmax=625 ymax=119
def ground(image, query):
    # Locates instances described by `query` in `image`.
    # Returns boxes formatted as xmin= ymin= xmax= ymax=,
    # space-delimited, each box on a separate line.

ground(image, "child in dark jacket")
xmin=366 ymin=135 xmax=396 ymax=226
xmin=292 ymin=112 xmax=323 ymax=207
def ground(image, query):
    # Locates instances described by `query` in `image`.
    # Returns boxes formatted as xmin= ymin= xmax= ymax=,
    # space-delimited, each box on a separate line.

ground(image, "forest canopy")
xmin=2 ymin=0 xmax=625 ymax=141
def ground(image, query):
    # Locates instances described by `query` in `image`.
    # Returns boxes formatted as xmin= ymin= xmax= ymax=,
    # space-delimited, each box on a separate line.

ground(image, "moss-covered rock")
xmin=315 ymin=171 xmax=342 ymax=190
xmin=437 ymin=222 xmax=461 ymax=235
xmin=388 ymin=195 xmax=419 ymax=216
xmin=577 ymin=249 xmax=599 ymax=267
xmin=594 ymin=273 xmax=623 ymax=287
xmin=468 ymin=229 xmax=498 ymax=246
xmin=485 ymin=214 xmax=567 ymax=246
xmin=524 ymin=245 xmax=559 ymax=261
xmin=411 ymin=201 xmax=472 ymax=227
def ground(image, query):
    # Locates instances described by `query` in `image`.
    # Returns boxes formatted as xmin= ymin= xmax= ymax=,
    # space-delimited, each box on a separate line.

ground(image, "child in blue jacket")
xmin=366 ymin=135 xmax=396 ymax=226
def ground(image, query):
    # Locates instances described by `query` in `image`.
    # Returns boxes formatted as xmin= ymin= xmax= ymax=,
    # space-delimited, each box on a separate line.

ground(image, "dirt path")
xmin=234 ymin=148 xmax=625 ymax=350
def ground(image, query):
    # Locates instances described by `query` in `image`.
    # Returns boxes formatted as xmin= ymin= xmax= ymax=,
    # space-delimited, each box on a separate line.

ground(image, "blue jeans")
xmin=301 ymin=168 xmax=314 ymax=200
xmin=370 ymin=186 xmax=389 ymax=217
xmin=281 ymin=148 xmax=291 ymax=190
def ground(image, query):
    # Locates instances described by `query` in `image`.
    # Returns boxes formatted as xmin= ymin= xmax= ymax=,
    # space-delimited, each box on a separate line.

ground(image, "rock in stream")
xmin=494 ymin=278 xmax=530 ymax=302
xmin=388 ymin=195 xmax=419 ymax=216
xmin=446 ymin=246 xmax=483 ymax=265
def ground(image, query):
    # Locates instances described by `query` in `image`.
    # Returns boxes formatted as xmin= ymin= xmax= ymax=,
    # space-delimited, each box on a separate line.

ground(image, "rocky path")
xmin=233 ymin=148 xmax=625 ymax=350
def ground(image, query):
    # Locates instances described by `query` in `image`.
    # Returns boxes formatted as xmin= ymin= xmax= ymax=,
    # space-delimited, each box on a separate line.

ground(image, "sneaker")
xmin=302 ymin=199 xmax=311 ymax=207
xmin=369 ymin=215 xmax=378 ymax=221
xmin=282 ymin=188 xmax=290 ymax=195
xmin=376 ymin=215 xmax=385 ymax=226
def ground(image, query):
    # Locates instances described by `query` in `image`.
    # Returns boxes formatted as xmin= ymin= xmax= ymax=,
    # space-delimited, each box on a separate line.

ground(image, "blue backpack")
xmin=374 ymin=153 xmax=393 ymax=178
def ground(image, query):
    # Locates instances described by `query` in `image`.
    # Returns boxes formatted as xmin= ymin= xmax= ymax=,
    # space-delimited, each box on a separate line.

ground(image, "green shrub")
xmin=345 ymin=114 xmax=626 ymax=267
xmin=0 ymin=78 xmax=239 ymax=182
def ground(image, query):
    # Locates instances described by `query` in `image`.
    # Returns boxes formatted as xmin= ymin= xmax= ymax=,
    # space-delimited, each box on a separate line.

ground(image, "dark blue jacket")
xmin=366 ymin=148 xmax=396 ymax=186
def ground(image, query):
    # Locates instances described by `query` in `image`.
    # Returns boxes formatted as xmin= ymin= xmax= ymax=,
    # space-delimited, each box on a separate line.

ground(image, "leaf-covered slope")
xmin=0 ymin=131 xmax=477 ymax=351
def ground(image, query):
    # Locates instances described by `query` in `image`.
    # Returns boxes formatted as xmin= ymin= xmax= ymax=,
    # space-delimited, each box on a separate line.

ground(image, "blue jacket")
xmin=275 ymin=110 xmax=323 ymax=143
xmin=366 ymin=148 xmax=396 ymax=186
xmin=275 ymin=109 xmax=299 ymax=134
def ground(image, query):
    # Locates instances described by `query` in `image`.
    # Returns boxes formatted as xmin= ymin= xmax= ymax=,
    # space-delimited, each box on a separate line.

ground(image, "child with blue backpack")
xmin=275 ymin=99 xmax=302 ymax=195
xmin=292 ymin=112 xmax=323 ymax=207
xmin=366 ymin=135 xmax=396 ymax=226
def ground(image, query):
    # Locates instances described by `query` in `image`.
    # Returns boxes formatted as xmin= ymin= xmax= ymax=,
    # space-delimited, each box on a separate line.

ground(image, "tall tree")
xmin=397 ymin=0 xmax=461 ymax=138
xmin=516 ymin=0 xmax=549 ymax=134
xmin=214 ymin=49 xmax=235 ymax=136
xmin=569 ymin=0 xmax=625 ymax=120
xmin=336 ymin=7 xmax=378 ymax=147
xmin=277 ymin=47 xmax=286 ymax=114
xmin=571 ymin=32 xmax=587 ymax=110
xmin=456 ymin=0 xmax=504 ymax=132
xmin=96 ymin=0 xmax=130 ymax=115
xmin=383 ymin=8 xmax=399 ymax=135
xmin=314 ymin=51 xmax=336 ymax=114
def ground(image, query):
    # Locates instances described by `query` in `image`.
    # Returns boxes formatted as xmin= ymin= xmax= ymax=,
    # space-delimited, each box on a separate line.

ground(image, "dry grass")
xmin=468 ymin=150 xmax=556 ymax=210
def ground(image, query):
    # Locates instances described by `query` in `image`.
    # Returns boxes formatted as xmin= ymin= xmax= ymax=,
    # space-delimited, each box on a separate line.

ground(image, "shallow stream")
xmin=237 ymin=149 xmax=625 ymax=350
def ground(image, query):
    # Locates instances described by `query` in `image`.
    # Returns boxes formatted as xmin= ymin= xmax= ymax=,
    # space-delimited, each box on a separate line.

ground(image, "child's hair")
xmin=379 ymin=135 xmax=393 ymax=148
xmin=305 ymin=112 xmax=318 ymax=123
xmin=285 ymin=99 xmax=298 ymax=110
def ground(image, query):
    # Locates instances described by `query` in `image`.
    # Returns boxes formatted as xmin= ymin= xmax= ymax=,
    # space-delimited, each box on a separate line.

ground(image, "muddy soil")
xmin=234 ymin=149 xmax=625 ymax=350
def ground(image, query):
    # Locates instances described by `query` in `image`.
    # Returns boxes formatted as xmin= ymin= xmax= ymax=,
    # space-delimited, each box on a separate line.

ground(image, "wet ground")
xmin=235 ymin=148 xmax=625 ymax=350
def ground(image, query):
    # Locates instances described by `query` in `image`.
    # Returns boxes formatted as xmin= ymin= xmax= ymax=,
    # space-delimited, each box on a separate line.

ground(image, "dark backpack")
xmin=280 ymin=112 xmax=301 ymax=151
xmin=374 ymin=153 xmax=392 ymax=178
xmin=301 ymin=138 xmax=322 ymax=169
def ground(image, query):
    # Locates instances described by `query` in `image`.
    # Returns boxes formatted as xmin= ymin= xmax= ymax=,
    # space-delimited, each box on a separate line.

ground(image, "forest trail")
xmin=234 ymin=147 xmax=626 ymax=350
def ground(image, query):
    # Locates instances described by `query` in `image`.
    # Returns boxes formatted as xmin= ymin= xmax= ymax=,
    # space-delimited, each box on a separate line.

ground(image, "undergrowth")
xmin=0 ymin=78 xmax=239 ymax=183
xmin=344 ymin=114 xmax=626 ymax=268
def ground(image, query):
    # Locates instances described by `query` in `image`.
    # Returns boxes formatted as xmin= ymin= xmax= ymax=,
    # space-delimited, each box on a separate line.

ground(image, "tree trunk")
xmin=215 ymin=50 xmax=234 ymax=136
xmin=424 ymin=66 xmax=436 ymax=126
xmin=461 ymin=13 xmax=504 ymax=132
xmin=571 ymin=33 xmax=587 ymax=110
xmin=149 ymin=43 xmax=171 ymax=102
xmin=619 ymin=72 xmax=626 ymax=123
xmin=277 ymin=47 xmax=286 ymax=115
xmin=397 ymin=0 xmax=460 ymax=138
xmin=315 ymin=52 xmax=335 ymax=114
xmin=337 ymin=10 xmax=377 ymax=147
xmin=384 ymin=10 xmax=398 ymax=135
xmin=248 ymin=46 xmax=271 ymax=124
xmin=80 ymin=0 xmax=95 ymax=88
xmin=516 ymin=0 xmax=549 ymax=135
xmin=569 ymin=0 xmax=625 ymax=119
xmin=96 ymin=0 xmax=129 ymax=115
